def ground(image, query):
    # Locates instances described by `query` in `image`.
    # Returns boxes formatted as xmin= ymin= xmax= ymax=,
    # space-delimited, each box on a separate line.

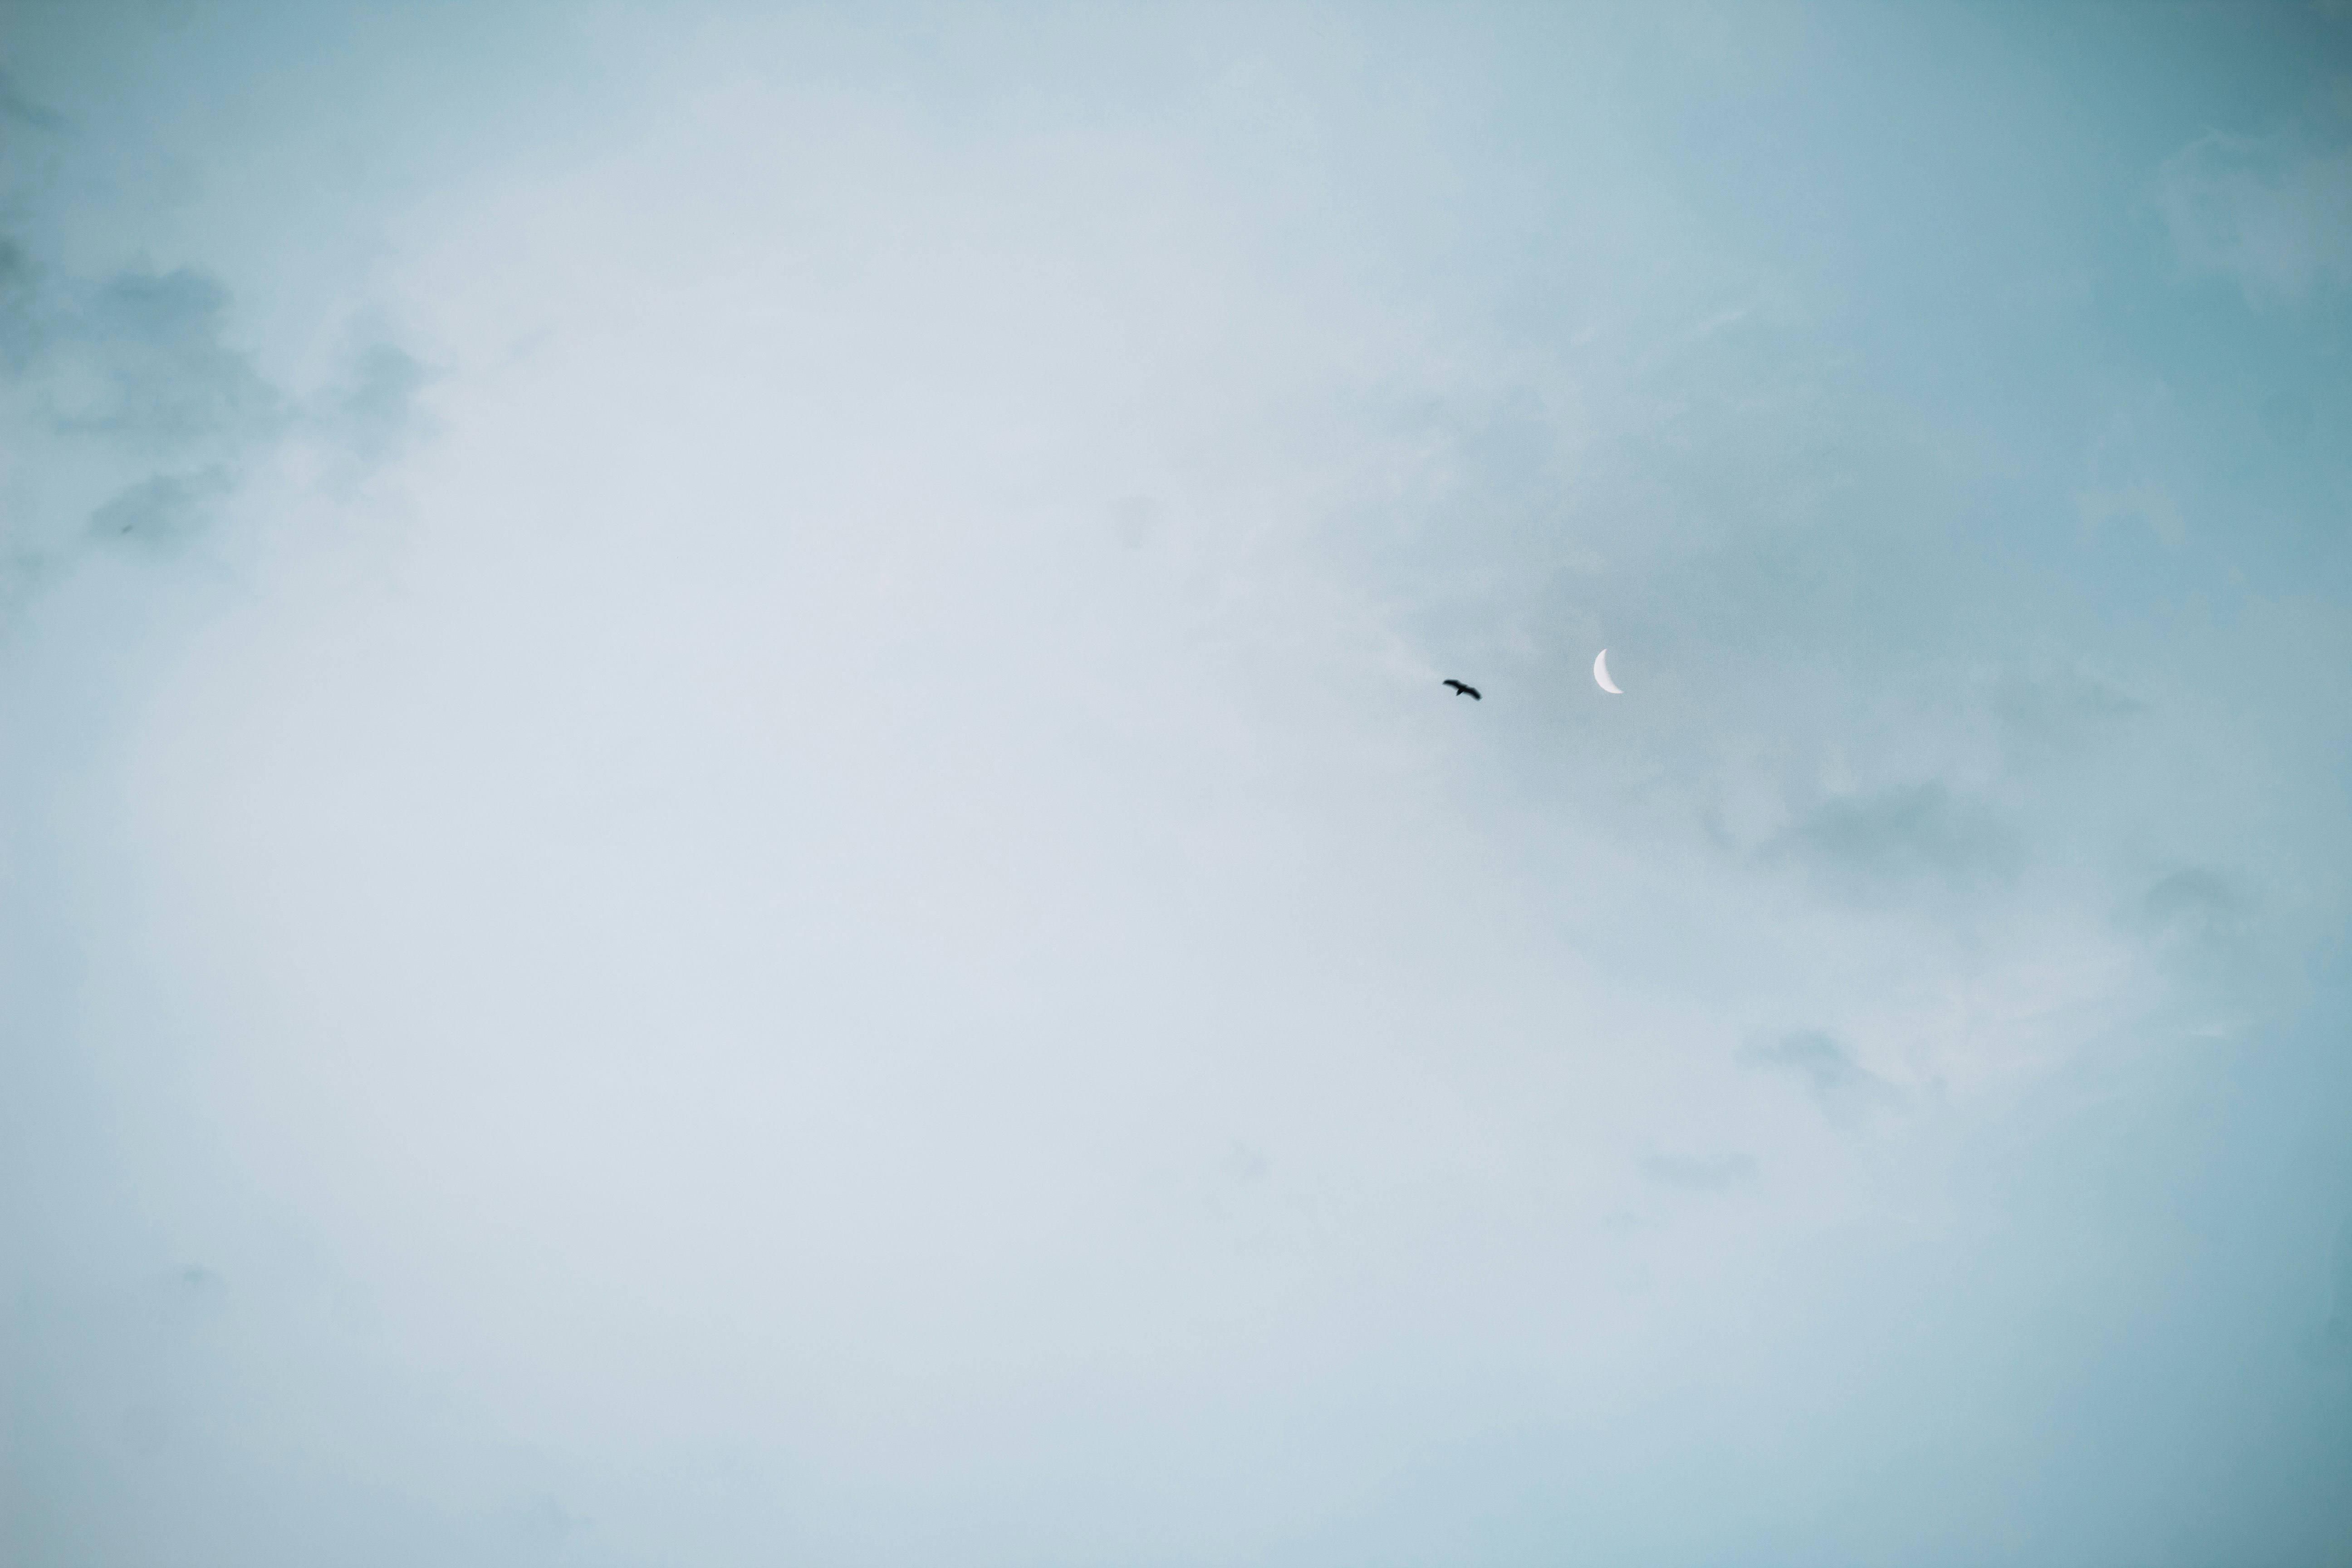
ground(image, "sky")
xmin=3 ymin=2 xmax=2351 ymax=1563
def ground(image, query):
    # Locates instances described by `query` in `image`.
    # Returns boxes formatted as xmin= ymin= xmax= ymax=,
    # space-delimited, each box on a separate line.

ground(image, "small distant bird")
xmin=1443 ymin=679 xmax=1482 ymax=700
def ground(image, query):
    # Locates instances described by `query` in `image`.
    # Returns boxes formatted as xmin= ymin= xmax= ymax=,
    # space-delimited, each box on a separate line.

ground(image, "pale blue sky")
xmin=4 ymin=5 xmax=2350 ymax=1564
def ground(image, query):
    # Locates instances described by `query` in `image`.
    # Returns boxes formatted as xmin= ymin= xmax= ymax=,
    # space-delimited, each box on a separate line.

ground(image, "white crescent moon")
xmin=1593 ymin=649 xmax=1623 ymax=695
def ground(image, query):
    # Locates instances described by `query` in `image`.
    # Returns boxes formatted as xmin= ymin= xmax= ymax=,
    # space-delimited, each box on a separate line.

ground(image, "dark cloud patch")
xmin=1638 ymin=1152 xmax=1757 ymax=1191
xmin=2 ymin=240 xmax=284 ymax=585
xmin=1773 ymin=782 xmax=2023 ymax=893
xmin=89 ymin=467 xmax=232 ymax=550
xmin=61 ymin=265 xmax=285 ymax=453
xmin=2 ymin=235 xmax=432 ymax=620
xmin=1743 ymin=1029 xmax=1901 ymax=1118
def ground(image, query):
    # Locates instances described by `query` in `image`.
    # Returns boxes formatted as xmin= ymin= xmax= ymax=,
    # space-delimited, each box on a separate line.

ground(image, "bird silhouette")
xmin=1443 ymin=679 xmax=1482 ymax=700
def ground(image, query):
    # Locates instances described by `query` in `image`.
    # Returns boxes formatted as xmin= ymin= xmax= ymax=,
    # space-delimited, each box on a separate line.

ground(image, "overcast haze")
xmin=5 ymin=3 xmax=2352 ymax=1564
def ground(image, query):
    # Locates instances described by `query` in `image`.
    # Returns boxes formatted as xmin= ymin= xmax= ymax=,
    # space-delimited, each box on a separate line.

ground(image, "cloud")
xmin=2323 ymin=1212 xmax=2352 ymax=1365
xmin=1638 ymin=1152 xmax=1758 ymax=1191
xmin=2157 ymin=130 xmax=2352 ymax=307
xmin=0 ymin=69 xmax=66 ymax=132
xmin=0 ymin=242 xmax=283 ymax=578
xmin=0 ymin=236 xmax=428 ymax=611
xmin=2141 ymin=867 xmax=2239 ymax=935
xmin=88 ymin=467 xmax=233 ymax=551
xmin=0 ymin=237 xmax=39 ymax=370
xmin=1742 ymin=1030 xmax=1901 ymax=1117
xmin=2259 ymin=390 xmax=2317 ymax=450
xmin=59 ymin=264 xmax=285 ymax=452
xmin=1992 ymin=668 xmax=2140 ymax=772
xmin=491 ymin=1490 xmax=590 ymax=1547
xmin=5 ymin=4 xmax=2351 ymax=1560
xmin=319 ymin=342 xmax=436 ymax=472
xmin=2132 ymin=867 xmax=2250 ymax=982
xmin=1772 ymin=782 xmax=2023 ymax=891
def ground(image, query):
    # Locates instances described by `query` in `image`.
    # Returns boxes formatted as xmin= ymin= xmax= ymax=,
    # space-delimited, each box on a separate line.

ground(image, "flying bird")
xmin=1443 ymin=679 xmax=1482 ymax=700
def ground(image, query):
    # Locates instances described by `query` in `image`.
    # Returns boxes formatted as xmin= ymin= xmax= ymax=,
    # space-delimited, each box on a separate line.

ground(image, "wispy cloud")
xmin=1742 ymin=1029 xmax=1903 ymax=1118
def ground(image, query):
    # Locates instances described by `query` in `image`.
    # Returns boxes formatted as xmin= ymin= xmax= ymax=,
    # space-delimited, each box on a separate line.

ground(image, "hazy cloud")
xmin=0 ymin=69 xmax=66 ymax=132
xmin=1992 ymin=669 xmax=2140 ymax=772
xmin=2134 ymin=867 xmax=2249 ymax=981
xmin=88 ymin=467 xmax=232 ymax=550
xmin=2323 ymin=1212 xmax=2352 ymax=1365
xmin=59 ymin=265 xmax=284 ymax=452
xmin=1743 ymin=1030 xmax=1902 ymax=1117
xmin=0 ymin=238 xmax=39 ymax=371
xmin=492 ymin=1490 xmax=590 ymax=1548
xmin=2259 ymin=389 xmax=2317 ymax=450
xmin=5 ymin=4 xmax=2349 ymax=1563
xmin=0 ymin=235 xmax=428 ymax=607
xmin=2158 ymin=130 xmax=2352 ymax=307
xmin=0 ymin=244 xmax=281 ymax=579
xmin=318 ymin=342 xmax=435 ymax=472
xmin=1773 ymin=782 xmax=2023 ymax=891
xmin=1638 ymin=1152 xmax=1759 ymax=1191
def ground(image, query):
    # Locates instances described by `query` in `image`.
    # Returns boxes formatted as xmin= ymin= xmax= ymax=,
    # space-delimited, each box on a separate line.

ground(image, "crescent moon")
xmin=1593 ymin=649 xmax=1624 ymax=695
